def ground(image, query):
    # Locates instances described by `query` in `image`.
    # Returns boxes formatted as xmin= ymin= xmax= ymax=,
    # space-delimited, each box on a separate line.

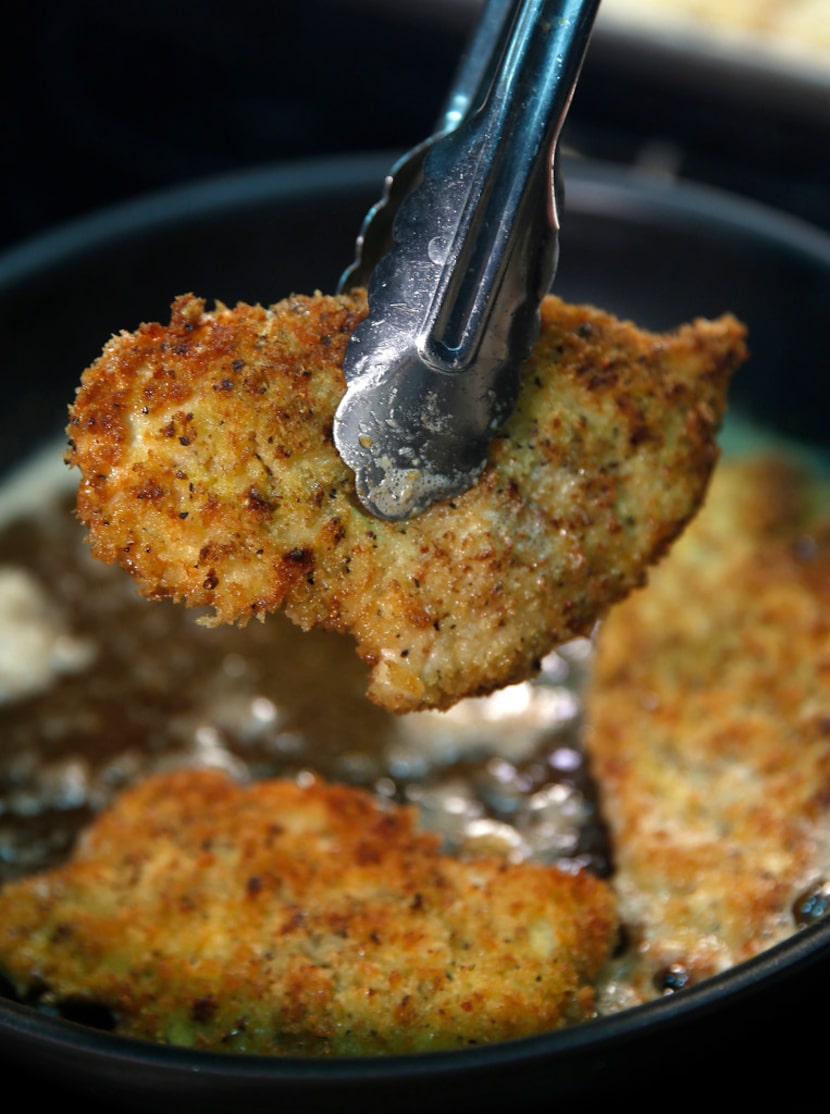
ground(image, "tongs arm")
xmin=335 ymin=0 xmax=600 ymax=521
xmin=338 ymin=0 xmax=514 ymax=293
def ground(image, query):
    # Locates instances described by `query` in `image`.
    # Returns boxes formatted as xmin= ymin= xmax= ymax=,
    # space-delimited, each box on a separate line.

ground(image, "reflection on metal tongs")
xmin=334 ymin=0 xmax=601 ymax=521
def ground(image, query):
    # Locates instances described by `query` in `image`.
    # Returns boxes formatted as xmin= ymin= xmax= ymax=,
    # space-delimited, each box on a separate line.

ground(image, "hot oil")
xmin=3 ymin=424 xmax=830 ymax=1026
xmin=0 ymin=442 xmax=609 ymax=885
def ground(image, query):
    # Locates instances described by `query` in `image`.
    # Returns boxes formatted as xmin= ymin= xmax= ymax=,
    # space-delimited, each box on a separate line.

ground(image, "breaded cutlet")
xmin=584 ymin=456 xmax=830 ymax=1004
xmin=66 ymin=290 xmax=746 ymax=713
xmin=0 ymin=769 xmax=617 ymax=1054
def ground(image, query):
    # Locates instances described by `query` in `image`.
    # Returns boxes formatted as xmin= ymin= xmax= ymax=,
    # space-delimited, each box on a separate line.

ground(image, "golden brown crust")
xmin=0 ymin=769 xmax=617 ymax=1054
xmin=585 ymin=457 xmax=830 ymax=1000
xmin=66 ymin=290 xmax=746 ymax=712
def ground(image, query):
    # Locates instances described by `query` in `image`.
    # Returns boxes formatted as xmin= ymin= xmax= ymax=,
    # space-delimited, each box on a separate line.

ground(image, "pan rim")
xmin=0 ymin=151 xmax=828 ymax=293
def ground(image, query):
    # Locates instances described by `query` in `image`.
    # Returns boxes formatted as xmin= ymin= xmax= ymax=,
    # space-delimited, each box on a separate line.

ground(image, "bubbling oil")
xmin=0 ymin=442 xmax=609 ymax=885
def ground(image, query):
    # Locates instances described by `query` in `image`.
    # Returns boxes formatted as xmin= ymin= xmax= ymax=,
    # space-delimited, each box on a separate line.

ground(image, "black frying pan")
xmin=1 ymin=153 xmax=829 ymax=1112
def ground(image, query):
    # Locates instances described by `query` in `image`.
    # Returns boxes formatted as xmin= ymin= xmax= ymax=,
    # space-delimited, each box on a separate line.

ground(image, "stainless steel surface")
xmin=333 ymin=0 xmax=600 ymax=520
xmin=338 ymin=0 xmax=514 ymax=293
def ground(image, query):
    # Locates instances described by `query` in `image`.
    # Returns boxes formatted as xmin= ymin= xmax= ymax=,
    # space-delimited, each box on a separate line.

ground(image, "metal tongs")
xmin=334 ymin=0 xmax=600 ymax=520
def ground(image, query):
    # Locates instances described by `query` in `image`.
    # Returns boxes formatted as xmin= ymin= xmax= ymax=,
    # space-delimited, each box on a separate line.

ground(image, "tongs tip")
xmin=335 ymin=0 xmax=600 ymax=522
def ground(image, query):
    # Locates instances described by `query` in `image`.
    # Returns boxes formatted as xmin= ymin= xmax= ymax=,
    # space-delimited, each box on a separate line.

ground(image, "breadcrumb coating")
xmin=0 ymin=769 xmax=617 ymax=1055
xmin=585 ymin=456 xmax=830 ymax=1000
xmin=66 ymin=290 xmax=746 ymax=712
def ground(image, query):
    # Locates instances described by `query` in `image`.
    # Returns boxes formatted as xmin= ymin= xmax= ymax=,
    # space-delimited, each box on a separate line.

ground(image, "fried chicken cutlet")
xmin=0 ymin=769 xmax=617 ymax=1054
xmin=585 ymin=456 xmax=830 ymax=1005
xmin=66 ymin=290 xmax=746 ymax=713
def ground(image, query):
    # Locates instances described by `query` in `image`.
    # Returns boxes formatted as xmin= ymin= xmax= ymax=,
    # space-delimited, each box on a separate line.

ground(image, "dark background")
xmin=3 ymin=0 xmax=828 ymax=257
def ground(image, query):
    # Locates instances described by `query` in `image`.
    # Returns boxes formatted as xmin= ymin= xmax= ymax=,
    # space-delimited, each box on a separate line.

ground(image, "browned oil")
xmin=0 ymin=461 xmax=609 ymax=885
